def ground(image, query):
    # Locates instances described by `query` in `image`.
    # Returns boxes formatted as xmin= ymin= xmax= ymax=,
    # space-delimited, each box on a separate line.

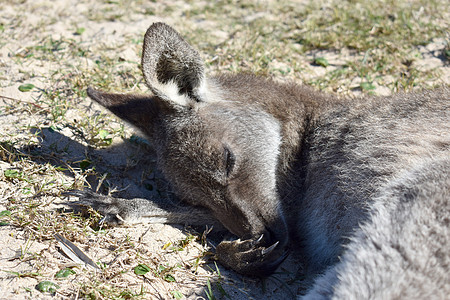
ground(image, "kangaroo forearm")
xmin=67 ymin=190 xmax=221 ymax=228
xmin=127 ymin=198 xmax=222 ymax=228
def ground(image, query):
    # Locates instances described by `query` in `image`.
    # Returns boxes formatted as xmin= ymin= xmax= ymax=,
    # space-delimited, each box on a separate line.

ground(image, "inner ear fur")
xmin=141 ymin=22 xmax=205 ymax=105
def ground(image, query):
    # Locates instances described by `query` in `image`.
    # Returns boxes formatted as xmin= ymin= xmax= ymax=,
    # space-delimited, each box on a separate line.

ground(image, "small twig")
xmin=214 ymin=29 xmax=239 ymax=50
xmin=0 ymin=94 xmax=48 ymax=111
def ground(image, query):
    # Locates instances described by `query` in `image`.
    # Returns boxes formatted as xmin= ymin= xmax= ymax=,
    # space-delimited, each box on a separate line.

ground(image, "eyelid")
xmin=224 ymin=146 xmax=236 ymax=177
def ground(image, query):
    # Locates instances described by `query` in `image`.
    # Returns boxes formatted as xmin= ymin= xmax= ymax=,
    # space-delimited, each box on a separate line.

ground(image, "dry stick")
xmin=0 ymin=94 xmax=49 ymax=112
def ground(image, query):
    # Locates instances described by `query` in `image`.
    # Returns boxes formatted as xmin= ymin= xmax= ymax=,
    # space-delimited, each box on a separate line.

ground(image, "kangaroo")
xmin=75 ymin=22 xmax=450 ymax=298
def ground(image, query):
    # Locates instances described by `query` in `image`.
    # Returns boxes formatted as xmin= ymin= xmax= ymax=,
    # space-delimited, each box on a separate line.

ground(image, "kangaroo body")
xmin=80 ymin=23 xmax=450 ymax=298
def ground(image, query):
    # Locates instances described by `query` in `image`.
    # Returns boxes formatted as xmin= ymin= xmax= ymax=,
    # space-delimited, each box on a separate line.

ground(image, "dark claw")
xmin=261 ymin=240 xmax=279 ymax=256
xmin=254 ymin=234 xmax=264 ymax=244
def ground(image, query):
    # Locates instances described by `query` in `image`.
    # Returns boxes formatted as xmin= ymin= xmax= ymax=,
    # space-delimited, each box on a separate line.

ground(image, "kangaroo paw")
xmin=63 ymin=190 xmax=129 ymax=225
xmin=215 ymin=236 xmax=289 ymax=276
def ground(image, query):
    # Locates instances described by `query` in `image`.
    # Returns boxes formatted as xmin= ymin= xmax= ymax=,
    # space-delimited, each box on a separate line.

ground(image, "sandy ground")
xmin=0 ymin=0 xmax=448 ymax=299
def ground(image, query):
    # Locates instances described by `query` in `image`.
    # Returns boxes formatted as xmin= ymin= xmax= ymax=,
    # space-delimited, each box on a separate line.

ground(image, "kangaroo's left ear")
xmin=141 ymin=22 xmax=206 ymax=107
xmin=86 ymin=87 xmax=175 ymax=140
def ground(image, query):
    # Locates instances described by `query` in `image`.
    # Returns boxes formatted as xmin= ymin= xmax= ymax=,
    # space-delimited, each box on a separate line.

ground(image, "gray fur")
xmin=80 ymin=23 xmax=450 ymax=297
xmin=304 ymin=158 xmax=449 ymax=299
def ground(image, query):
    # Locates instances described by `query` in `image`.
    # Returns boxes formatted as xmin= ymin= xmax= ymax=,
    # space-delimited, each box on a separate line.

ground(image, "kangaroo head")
xmin=87 ymin=23 xmax=289 ymax=275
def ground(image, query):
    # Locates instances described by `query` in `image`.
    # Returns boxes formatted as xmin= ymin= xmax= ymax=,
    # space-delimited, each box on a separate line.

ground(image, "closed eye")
xmin=224 ymin=146 xmax=235 ymax=177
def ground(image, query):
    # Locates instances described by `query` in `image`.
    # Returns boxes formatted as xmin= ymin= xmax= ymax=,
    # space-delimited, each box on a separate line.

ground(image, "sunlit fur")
xmin=83 ymin=23 xmax=449 ymax=298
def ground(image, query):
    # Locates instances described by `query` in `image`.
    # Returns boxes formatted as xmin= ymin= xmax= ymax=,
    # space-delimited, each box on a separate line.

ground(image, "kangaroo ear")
xmin=141 ymin=22 xmax=206 ymax=106
xmin=87 ymin=87 xmax=173 ymax=138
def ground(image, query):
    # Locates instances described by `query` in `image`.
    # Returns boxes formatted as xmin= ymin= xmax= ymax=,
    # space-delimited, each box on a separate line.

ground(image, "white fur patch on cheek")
xmin=152 ymin=79 xmax=192 ymax=106
xmin=237 ymin=112 xmax=281 ymax=189
xmin=261 ymin=118 xmax=282 ymax=184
